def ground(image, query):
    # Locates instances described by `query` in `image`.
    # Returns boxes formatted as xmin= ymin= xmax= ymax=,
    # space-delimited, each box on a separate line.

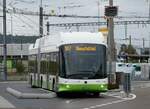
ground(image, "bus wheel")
xmin=56 ymin=92 xmax=63 ymax=97
xmin=30 ymin=76 xmax=33 ymax=87
xmin=56 ymin=92 xmax=61 ymax=97
xmin=41 ymin=77 xmax=43 ymax=88
xmin=93 ymin=92 xmax=100 ymax=97
xmin=52 ymin=78 xmax=55 ymax=91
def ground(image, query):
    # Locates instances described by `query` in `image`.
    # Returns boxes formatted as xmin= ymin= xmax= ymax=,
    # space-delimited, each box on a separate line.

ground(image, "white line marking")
xmin=66 ymin=100 xmax=72 ymax=104
xmin=0 ymin=81 xmax=27 ymax=84
xmin=82 ymin=93 xmax=136 ymax=109
xmin=0 ymin=96 xmax=15 ymax=108
xmin=82 ymin=99 xmax=127 ymax=109
xmin=102 ymin=92 xmax=136 ymax=100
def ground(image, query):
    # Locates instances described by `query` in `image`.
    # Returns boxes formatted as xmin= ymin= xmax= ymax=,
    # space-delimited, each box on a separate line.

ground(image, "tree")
xmin=16 ymin=62 xmax=25 ymax=74
xmin=126 ymin=44 xmax=137 ymax=55
xmin=119 ymin=44 xmax=137 ymax=55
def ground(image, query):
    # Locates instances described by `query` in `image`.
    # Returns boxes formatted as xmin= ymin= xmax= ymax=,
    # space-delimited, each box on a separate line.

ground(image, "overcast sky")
xmin=0 ymin=0 xmax=150 ymax=47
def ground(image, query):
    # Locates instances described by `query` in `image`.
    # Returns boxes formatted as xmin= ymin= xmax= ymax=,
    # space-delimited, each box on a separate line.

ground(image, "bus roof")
xmin=29 ymin=32 xmax=107 ymax=54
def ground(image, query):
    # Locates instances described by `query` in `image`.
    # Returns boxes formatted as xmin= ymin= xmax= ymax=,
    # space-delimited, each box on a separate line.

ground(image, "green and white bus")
xmin=28 ymin=32 xmax=108 ymax=96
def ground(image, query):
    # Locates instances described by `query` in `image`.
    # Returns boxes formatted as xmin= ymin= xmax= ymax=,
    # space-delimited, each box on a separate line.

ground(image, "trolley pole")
xmin=3 ymin=0 xmax=7 ymax=81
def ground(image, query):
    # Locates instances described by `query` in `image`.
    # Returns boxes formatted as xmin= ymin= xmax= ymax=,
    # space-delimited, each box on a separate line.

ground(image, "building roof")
xmin=0 ymin=34 xmax=39 ymax=44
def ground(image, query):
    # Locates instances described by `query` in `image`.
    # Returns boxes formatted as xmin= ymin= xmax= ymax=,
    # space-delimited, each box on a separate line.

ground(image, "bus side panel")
xmin=48 ymin=75 xmax=57 ymax=91
xmin=40 ymin=74 xmax=47 ymax=88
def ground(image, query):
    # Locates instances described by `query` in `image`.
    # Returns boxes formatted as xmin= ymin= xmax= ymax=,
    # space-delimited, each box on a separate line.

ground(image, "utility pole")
xmin=39 ymin=0 xmax=43 ymax=37
xmin=149 ymin=0 xmax=150 ymax=20
xmin=125 ymin=22 xmax=127 ymax=39
xmin=124 ymin=22 xmax=128 ymax=44
xmin=10 ymin=12 xmax=13 ymax=61
xmin=46 ymin=21 xmax=49 ymax=35
xmin=149 ymin=32 xmax=150 ymax=63
xmin=143 ymin=38 xmax=145 ymax=49
xmin=107 ymin=0 xmax=116 ymax=84
xmin=129 ymin=35 xmax=131 ymax=45
xmin=37 ymin=0 xmax=43 ymax=87
xmin=97 ymin=0 xmax=100 ymax=30
xmin=3 ymin=0 xmax=7 ymax=81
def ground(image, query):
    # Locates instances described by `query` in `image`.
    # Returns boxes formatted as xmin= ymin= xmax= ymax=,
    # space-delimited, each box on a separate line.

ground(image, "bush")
xmin=16 ymin=62 xmax=25 ymax=74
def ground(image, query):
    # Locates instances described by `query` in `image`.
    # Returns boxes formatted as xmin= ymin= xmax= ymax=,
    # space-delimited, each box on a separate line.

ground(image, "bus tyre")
xmin=52 ymin=78 xmax=55 ymax=91
xmin=30 ymin=76 xmax=33 ymax=87
xmin=56 ymin=92 xmax=61 ymax=97
xmin=41 ymin=77 xmax=43 ymax=88
xmin=56 ymin=92 xmax=63 ymax=97
xmin=93 ymin=92 xmax=100 ymax=97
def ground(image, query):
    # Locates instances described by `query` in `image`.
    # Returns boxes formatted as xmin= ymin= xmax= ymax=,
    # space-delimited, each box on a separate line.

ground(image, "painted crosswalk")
xmin=0 ymin=96 xmax=15 ymax=108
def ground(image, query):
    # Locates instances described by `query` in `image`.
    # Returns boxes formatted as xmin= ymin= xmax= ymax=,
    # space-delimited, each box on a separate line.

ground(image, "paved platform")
xmin=0 ymin=96 xmax=15 ymax=108
xmin=0 ymin=81 xmax=51 ymax=94
xmin=0 ymin=81 xmax=56 ymax=99
xmin=0 ymin=81 xmax=138 ymax=109
xmin=6 ymin=87 xmax=56 ymax=99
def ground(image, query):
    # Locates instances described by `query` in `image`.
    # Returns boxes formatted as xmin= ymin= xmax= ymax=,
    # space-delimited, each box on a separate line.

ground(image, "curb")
xmin=0 ymin=81 xmax=28 ymax=84
xmin=6 ymin=87 xmax=56 ymax=99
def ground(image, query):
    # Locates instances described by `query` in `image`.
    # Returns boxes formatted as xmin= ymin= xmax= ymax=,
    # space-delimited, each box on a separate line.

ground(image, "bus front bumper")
xmin=58 ymin=84 xmax=108 ymax=92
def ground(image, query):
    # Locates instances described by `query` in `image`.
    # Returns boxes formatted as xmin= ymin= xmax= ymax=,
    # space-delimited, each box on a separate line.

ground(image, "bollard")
xmin=123 ymin=73 xmax=131 ymax=97
xmin=122 ymin=64 xmax=132 ymax=97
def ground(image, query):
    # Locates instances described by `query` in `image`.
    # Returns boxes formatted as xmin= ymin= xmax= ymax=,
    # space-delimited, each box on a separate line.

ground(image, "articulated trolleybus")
xmin=29 ymin=32 xmax=108 ymax=96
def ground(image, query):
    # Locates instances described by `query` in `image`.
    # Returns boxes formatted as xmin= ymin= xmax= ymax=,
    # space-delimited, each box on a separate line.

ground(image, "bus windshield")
xmin=60 ymin=44 xmax=107 ymax=79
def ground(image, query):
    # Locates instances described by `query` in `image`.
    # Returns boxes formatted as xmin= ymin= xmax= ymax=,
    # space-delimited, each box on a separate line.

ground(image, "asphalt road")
xmin=0 ymin=81 xmax=150 ymax=109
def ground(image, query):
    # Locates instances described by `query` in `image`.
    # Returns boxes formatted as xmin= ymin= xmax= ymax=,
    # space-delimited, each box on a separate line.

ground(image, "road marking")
xmin=0 ymin=96 xmax=15 ymax=108
xmin=83 ymin=99 xmax=127 ymax=109
xmin=82 ymin=93 xmax=136 ymax=109
xmin=66 ymin=100 xmax=73 ymax=104
xmin=0 ymin=81 xmax=27 ymax=84
xmin=102 ymin=92 xmax=136 ymax=100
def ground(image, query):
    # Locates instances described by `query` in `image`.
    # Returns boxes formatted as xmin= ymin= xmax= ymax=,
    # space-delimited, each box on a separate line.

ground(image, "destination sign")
xmin=64 ymin=45 xmax=96 ymax=51
xmin=76 ymin=46 xmax=96 ymax=51
xmin=64 ymin=46 xmax=72 ymax=51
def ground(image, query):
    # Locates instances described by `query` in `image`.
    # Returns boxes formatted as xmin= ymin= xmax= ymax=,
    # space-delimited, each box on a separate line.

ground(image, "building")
xmin=0 ymin=34 xmax=38 ymax=60
xmin=116 ymin=43 xmax=150 ymax=62
xmin=0 ymin=34 xmax=38 ymax=74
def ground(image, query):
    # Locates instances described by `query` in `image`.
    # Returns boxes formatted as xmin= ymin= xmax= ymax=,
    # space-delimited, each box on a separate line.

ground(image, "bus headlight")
xmin=100 ymin=85 xmax=104 ymax=88
xmin=66 ymin=85 xmax=70 ymax=88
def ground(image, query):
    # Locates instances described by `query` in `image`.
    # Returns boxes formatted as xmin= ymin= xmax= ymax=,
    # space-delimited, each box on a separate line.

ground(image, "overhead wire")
xmin=13 ymin=14 xmax=39 ymax=34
